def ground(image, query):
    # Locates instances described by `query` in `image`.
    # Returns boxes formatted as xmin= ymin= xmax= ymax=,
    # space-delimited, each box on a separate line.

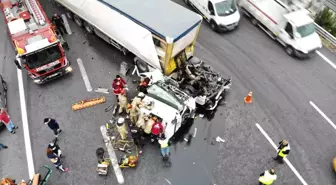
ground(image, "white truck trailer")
xmin=238 ymin=0 xmax=322 ymax=57
xmin=54 ymin=0 xmax=203 ymax=76
xmin=185 ymin=0 xmax=240 ymax=32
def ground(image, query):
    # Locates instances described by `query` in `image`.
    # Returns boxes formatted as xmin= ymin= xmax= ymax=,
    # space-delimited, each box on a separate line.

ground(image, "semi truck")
xmin=238 ymin=0 xmax=322 ymax=57
xmin=185 ymin=0 xmax=240 ymax=32
xmin=0 ymin=0 xmax=72 ymax=84
xmin=54 ymin=0 xmax=202 ymax=76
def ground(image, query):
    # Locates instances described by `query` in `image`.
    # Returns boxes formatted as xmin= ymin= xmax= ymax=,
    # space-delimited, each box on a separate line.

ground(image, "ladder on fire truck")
xmin=24 ymin=0 xmax=46 ymax=25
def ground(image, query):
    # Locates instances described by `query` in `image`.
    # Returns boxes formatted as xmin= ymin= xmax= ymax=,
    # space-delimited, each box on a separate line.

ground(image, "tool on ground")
xmin=244 ymin=91 xmax=253 ymax=104
xmin=119 ymin=155 xmax=138 ymax=168
xmin=95 ymin=87 xmax=109 ymax=94
xmin=72 ymin=96 xmax=106 ymax=111
xmin=96 ymin=147 xmax=110 ymax=175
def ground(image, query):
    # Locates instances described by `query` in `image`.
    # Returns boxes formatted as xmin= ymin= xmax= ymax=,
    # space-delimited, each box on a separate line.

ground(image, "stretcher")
xmin=27 ymin=165 xmax=52 ymax=185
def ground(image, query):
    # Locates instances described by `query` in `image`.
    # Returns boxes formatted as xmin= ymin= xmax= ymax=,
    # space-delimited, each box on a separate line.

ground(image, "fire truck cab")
xmin=0 ymin=0 xmax=72 ymax=84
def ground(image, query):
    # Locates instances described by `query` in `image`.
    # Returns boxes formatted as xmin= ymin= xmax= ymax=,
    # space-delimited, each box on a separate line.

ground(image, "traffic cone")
xmin=244 ymin=91 xmax=253 ymax=104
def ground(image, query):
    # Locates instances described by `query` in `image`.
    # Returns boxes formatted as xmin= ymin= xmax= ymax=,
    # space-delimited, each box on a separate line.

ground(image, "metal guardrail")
xmin=314 ymin=23 xmax=336 ymax=50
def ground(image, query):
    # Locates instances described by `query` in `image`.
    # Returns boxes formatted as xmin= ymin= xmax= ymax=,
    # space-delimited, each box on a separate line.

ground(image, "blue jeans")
xmin=0 ymin=143 xmax=5 ymax=149
xmin=161 ymin=147 xmax=169 ymax=157
xmin=5 ymin=120 xmax=15 ymax=132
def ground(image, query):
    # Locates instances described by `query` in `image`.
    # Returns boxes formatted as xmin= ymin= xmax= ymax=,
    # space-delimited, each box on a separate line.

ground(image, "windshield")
xmin=215 ymin=0 xmax=237 ymax=16
xmin=23 ymin=45 xmax=62 ymax=69
xmin=296 ymin=23 xmax=315 ymax=38
xmin=147 ymin=84 xmax=183 ymax=111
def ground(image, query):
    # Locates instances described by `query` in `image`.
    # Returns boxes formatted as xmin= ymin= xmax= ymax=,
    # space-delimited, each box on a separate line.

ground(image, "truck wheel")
xmin=65 ymin=11 xmax=73 ymax=20
xmin=251 ymin=18 xmax=258 ymax=26
xmin=135 ymin=59 xmax=149 ymax=73
xmin=210 ymin=20 xmax=218 ymax=32
xmin=84 ymin=22 xmax=94 ymax=34
xmin=74 ymin=15 xmax=83 ymax=27
xmin=285 ymin=46 xmax=294 ymax=56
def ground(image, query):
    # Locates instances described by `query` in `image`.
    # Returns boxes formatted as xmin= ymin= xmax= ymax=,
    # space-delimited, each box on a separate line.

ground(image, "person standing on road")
xmin=151 ymin=117 xmax=164 ymax=142
xmin=51 ymin=13 xmax=66 ymax=35
xmin=48 ymin=138 xmax=63 ymax=157
xmin=158 ymin=138 xmax=170 ymax=158
xmin=46 ymin=148 xmax=69 ymax=172
xmin=0 ymin=143 xmax=8 ymax=150
xmin=0 ymin=108 xmax=18 ymax=134
xmin=44 ymin=118 xmax=62 ymax=137
xmin=112 ymin=75 xmax=127 ymax=102
xmin=259 ymin=168 xmax=277 ymax=185
xmin=129 ymin=93 xmax=145 ymax=124
xmin=116 ymin=117 xmax=128 ymax=140
xmin=118 ymin=89 xmax=128 ymax=114
xmin=273 ymin=140 xmax=290 ymax=163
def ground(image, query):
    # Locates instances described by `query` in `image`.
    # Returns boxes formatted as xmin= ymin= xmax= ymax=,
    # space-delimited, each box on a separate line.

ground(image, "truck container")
xmin=55 ymin=0 xmax=203 ymax=75
xmin=0 ymin=0 xmax=72 ymax=84
xmin=239 ymin=0 xmax=322 ymax=57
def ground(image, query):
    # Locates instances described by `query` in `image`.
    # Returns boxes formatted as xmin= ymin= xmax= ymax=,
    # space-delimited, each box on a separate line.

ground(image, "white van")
xmin=185 ymin=0 xmax=240 ymax=32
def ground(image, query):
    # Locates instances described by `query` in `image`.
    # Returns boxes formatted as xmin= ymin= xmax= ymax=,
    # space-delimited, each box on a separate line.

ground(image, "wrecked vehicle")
xmin=133 ymin=56 xmax=231 ymax=111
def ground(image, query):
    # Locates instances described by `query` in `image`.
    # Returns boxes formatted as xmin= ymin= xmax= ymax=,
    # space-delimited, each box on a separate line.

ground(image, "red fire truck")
xmin=0 ymin=0 xmax=72 ymax=84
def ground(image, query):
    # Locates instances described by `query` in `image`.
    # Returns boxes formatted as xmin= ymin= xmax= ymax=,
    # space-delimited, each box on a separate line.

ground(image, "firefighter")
xmin=116 ymin=117 xmax=128 ymax=140
xmin=129 ymin=92 xmax=145 ymax=124
xmin=112 ymin=75 xmax=127 ymax=102
xmin=136 ymin=112 xmax=148 ymax=130
xmin=138 ymin=77 xmax=150 ymax=94
xmin=259 ymin=168 xmax=277 ymax=185
xmin=118 ymin=89 xmax=128 ymax=114
xmin=51 ymin=13 xmax=66 ymax=35
xmin=273 ymin=140 xmax=290 ymax=163
xmin=144 ymin=115 xmax=156 ymax=139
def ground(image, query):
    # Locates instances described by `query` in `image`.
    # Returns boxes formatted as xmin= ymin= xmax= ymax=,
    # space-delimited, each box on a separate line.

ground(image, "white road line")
xmin=76 ymin=58 xmax=92 ymax=92
xmin=17 ymin=65 xmax=35 ymax=179
xmin=165 ymin=178 xmax=172 ymax=185
xmin=255 ymin=123 xmax=308 ymax=185
xmin=193 ymin=128 xmax=197 ymax=138
xmin=309 ymin=101 xmax=336 ymax=130
xmin=316 ymin=51 xmax=336 ymax=70
xmin=100 ymin=125 xmax=124 ymax=184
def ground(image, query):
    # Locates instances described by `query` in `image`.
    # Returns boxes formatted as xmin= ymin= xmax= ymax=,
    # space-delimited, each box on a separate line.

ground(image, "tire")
xmin=136 ymin=59 xmax=149 ymax=73
xmin=251 ymin=18 xmax=258 ymax=26
xmin=84 ymin=22 xmax=94 ymax=34
xmin=73 ymin=15 xmax=83 ymax=27
xmin=210 ymin=20 xmax=218 ymax=32
xmin=285 ymin=46 xmax=294 ymax=56
xmin=65 ymin=11 xmax=73 ymax=20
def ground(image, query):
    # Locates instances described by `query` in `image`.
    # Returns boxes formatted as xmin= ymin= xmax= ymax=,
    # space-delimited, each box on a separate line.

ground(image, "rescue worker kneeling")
xmin=259 ymin=168 xmax=277 ymax=185
xmin=118 ymin=89 xmax=128 ymax=114
xmin=116 ymin=117 xmax=128 ymax=140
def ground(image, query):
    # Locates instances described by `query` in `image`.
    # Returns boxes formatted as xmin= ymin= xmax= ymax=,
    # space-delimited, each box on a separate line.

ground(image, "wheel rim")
xmin=74 ymin=16 xmax=82 ymax=26
xmin=252 ymin=19 xmax=257 ymax=25
xmin=66 ymin=12 xmax=72 ymax=19
xmin=85 ymin=24 xmax=93 ymax=33
xmin=286 ymin=47 xmax=293 ymax=55
xmin=211 ymin=23 xmax=215 ymax=30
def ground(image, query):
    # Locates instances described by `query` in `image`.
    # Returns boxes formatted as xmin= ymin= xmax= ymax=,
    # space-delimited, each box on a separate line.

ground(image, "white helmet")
xmin=117 ymin=117 xmax=125 ymax=124
xmin=138 ymin=92 xmax=145 ymax=98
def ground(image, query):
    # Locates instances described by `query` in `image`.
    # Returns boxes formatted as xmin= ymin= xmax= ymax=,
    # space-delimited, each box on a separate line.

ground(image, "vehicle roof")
xmin=1 ymin=0 xmax=56 ymax=55
xmin=284 ymin=10 xmax=313 ymax=27
xmin=98 ymin=0 xmax=202 ymax=41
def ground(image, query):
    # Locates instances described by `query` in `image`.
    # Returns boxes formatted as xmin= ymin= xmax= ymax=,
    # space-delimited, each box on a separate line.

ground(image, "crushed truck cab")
xmin=139 ymin=79 xmax=196 ymax=141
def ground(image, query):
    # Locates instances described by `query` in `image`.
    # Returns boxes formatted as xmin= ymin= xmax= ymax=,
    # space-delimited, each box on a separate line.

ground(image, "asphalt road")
xmin=0 ymin=0 xmax=336 ymax=184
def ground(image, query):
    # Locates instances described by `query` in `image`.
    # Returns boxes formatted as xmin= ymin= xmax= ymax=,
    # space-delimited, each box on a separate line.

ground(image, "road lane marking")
xmin=17 ymin=64 xmax=35 ymax=179
xmin=255 ymin=123 xmax=308 ymax=185
xmin=100 ymin=125 xmax=124 ymax=184
xmin=76 ymin=58 xmax=92 ymax=92
xmin=316 ymin=51 xmax=336 ymax=70
xmin=309 ymin=101 xmax=336 ymax=130
xmin=165 ymin=178 xmax=172 ymax=185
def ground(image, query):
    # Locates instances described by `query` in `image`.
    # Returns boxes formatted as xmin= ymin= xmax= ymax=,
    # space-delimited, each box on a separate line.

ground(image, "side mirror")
xmin=14 ymin=59 xmax=22 ymax=69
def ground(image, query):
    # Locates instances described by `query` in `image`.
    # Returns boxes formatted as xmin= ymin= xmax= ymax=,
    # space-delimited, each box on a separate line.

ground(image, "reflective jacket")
xmin=277 ymin=141 xmax=290 ymax=158
xmin=259 ymin=170 xmax=277 ymax=185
